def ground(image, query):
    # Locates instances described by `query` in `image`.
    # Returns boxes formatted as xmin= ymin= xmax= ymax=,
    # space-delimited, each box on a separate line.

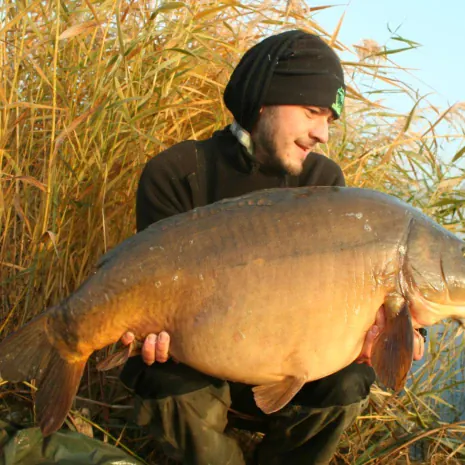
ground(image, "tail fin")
xmin=0 ymin=315 xmax=86 ymax=436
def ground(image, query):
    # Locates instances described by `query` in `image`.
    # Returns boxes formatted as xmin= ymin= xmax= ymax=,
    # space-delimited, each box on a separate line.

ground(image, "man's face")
xmin=251 ymin=105 xmax=334 ymax=176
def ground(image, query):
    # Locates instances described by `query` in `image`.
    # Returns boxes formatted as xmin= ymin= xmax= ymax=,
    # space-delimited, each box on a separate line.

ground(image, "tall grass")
xmin=1 ymin=0 xmax=465 ymax=463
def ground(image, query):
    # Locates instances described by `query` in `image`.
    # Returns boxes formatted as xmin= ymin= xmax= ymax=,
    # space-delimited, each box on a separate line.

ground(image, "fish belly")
xmin=167 ymin=251 xmax=387 ymax=386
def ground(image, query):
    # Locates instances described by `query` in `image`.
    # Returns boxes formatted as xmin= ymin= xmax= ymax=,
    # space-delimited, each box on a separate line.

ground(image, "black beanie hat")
xmin=223 ymin=30 xmax=345 ymax=132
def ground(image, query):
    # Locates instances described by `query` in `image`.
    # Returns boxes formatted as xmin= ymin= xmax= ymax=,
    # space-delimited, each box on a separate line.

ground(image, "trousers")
xmin=121 ymin=358 xmax=376 ymax=465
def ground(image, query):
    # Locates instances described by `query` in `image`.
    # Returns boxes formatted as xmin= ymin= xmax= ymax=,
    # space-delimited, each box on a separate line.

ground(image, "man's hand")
xmin=356 ymin=306 xmax=426 ymax=366
xmin=412 ymin=328 xmax=425 ymax=361
xmin=121 ymin=331 xmax=170 ymax=366
xmin=356 ymin=306 xmax=385 ymax=365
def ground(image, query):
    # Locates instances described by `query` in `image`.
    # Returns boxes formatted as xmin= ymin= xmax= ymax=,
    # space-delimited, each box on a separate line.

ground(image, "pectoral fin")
xmin=96 ymin=341 xmax=142 ymax=371
xmin=371 ymin=298 xmax=414 ymax=392
xmin=252 ymin=376 xmax=306 ymax=414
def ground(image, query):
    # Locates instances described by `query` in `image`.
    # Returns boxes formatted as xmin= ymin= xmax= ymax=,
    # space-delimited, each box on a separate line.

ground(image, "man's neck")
xmin=230 ymin=120 xmax=286 ymax=176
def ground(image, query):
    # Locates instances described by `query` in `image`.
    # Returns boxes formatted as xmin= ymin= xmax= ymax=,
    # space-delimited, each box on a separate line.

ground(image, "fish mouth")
xmin=409 ymin=287 xmax=465 ymax=327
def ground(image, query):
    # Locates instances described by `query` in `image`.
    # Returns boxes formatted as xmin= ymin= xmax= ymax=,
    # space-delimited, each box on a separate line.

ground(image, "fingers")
xmin=121 ymin=331 xmax=135 ymax=346
xmin=375 ymin=305 xmax=386 ymax=330
xmin=356 ymin=325 xmax=379 ymax=365
xmin=155 ymin=331 xmax=170 ymax=363
xmin=140 ymin=332 xmax=171 ymax=365
xmin=356 ymin=305 xmax=386 ymax=366
xmin=141 ymin=334 xmax=157 ymax=365
xmin=121 ymin=331 xmax=171 ymax=365
xmin=413 ymin=329 xmax=425 ymax=361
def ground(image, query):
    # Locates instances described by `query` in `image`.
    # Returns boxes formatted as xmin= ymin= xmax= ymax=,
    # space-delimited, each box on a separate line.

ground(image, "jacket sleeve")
xmin=135 ymin=142 xmax=197 ymax=232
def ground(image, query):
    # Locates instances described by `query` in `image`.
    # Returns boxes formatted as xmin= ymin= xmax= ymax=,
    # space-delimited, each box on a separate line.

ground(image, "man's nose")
xmin=310 ymin=117 xmax=329 ymax=144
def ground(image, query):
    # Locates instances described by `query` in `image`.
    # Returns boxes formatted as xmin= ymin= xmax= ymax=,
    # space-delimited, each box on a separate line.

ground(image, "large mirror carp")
xmin=1 ymin=186 xmax=465 ymax=436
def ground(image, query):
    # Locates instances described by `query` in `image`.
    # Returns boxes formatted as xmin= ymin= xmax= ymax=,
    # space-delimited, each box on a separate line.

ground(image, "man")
xmin=120 ymin=30 xmax=426 ymax=465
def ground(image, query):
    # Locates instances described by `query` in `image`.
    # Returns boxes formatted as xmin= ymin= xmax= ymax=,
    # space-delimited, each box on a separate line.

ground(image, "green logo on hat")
xmin=331 ymin=87 xmax=345 ymax=117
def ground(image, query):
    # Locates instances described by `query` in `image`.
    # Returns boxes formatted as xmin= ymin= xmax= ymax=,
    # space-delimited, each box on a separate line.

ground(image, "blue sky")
xmin=313 ymin=0 xmax=465 ymax=109
xmin=310 ymin=0 xmax=465 ymax=164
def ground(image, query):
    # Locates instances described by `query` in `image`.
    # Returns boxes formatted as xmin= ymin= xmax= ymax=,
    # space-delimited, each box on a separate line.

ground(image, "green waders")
xmin=121 ymin=359 xmax=375 ymax=465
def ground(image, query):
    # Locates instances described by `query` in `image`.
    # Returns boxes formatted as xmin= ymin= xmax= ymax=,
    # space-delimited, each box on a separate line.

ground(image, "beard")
xmin=253 ymin=110 xmax=306 ymax=176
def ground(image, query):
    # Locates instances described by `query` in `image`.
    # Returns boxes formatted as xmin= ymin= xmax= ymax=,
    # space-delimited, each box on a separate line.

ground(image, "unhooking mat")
xmin=0 ymin=420 xmax=143 ymax=465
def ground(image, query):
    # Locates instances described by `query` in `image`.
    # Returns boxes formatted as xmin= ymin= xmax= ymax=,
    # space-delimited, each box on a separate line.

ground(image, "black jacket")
xmin=135 ymin=127 xmax=345 ymax=232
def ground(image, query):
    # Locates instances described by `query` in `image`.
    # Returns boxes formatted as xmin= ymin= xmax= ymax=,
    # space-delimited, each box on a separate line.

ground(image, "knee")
xmin=138 ymin=385 xmax=242 ymax=464
xmin=330 ymin=363 xmax=376 ymax=405
xmin=138 ymin=383 xmax=232 ymax=433
xmin=294 ymin=363 xmax=376 ymax=408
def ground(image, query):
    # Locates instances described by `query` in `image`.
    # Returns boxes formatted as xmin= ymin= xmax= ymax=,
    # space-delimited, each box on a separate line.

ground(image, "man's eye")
xmin=306 ymin=108 xmax=319 ymax=116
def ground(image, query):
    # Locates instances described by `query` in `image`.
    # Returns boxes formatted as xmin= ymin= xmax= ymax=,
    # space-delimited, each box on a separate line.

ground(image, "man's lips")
xmin=295 ymin=142 xmax=313 ymax=159
xmin=295 ymin=142 xmax=311 ymax=152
